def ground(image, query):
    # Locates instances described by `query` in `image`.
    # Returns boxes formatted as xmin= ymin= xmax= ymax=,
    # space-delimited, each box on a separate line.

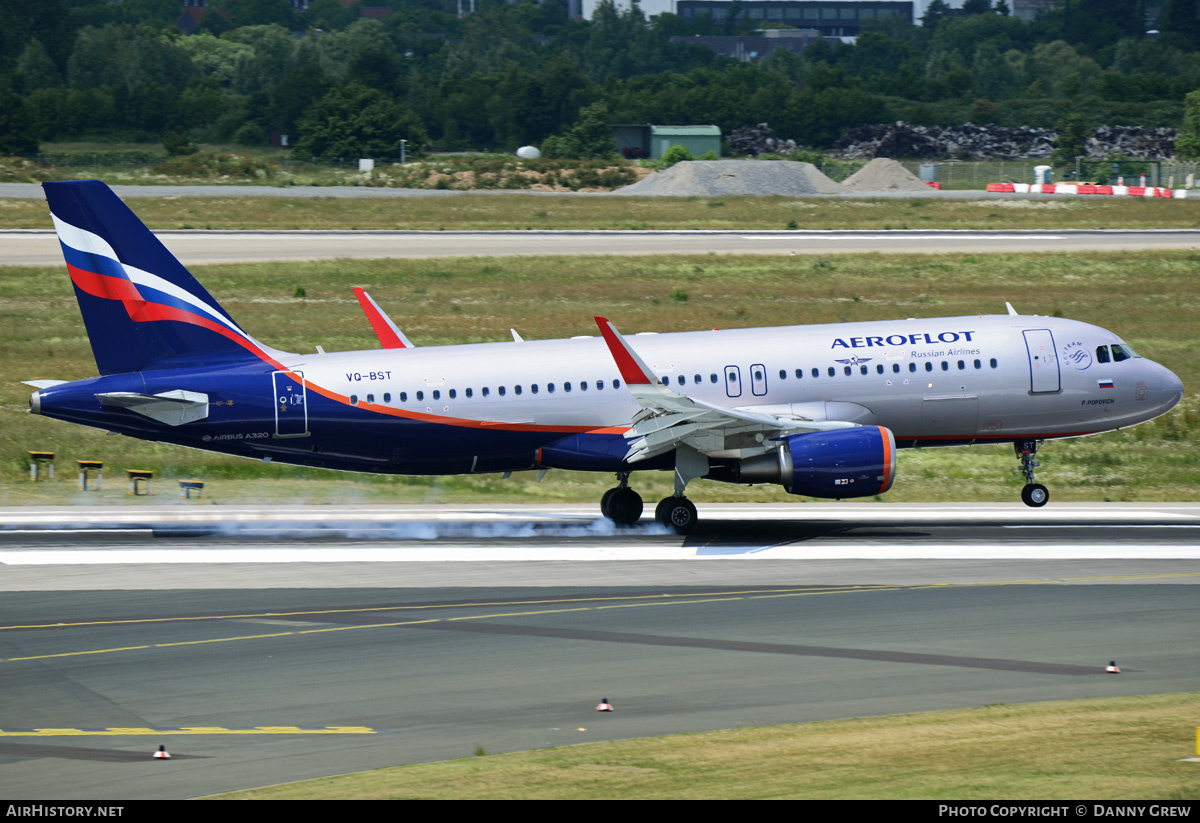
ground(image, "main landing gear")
xmin=601 ymin=447 xmax=708 ymax=534
xmin=600 ymin=472 xmax=643 ymax=526
xmin=1015 ymin=439 xmax=1049 ymax=508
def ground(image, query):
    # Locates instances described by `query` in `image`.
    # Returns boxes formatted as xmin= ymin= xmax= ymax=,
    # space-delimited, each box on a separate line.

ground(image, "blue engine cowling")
xmin=784 ymin=426 xmax=896 ymax=499
xmin=736 ymin=426 xmax=897 ymax=499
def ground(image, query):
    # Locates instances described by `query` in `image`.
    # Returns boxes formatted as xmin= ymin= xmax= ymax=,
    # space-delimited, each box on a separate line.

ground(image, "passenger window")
xmin=779 ymin=369 xmax=787 ymax=380
xmin=350 ymin=395 xmax=358 ymax=405
xmin=432 ymin=390 xmax=440 ymax=400
xmin=973 ymin=359 xmax=981 ymax=369
xmin=498 ymin=386 xmax=506 ymax=396
xmin=580 ymin=381 xmax=588 ymax=391
xmin=795 ymin=369 xmax=804 ymax=379
xmin=710 ymin=373 xmax=718 ymax=383
xmin=812 ymin=368 xmax=819 ymax=378
xmin=909 ymin=363 xmax=916 ymax=373
xmin=876 ymin=365 xmax=884 ymax=374
xmin=565 ymin=382 xmax=572 ymax=392
xmin=416 ymin=391 xmax=424 ymax=401
xmin=990 ymin=358 xmax=998 ymax=368
xmin=957 ymin=360 xmax=965 ymax=370
xmin=925 ymin=362 xmax=933 ymax=372
xmin=367 ymin=394 xmax=374 ymax=403
xmin=531 ymin=384 xmax=538 ymax=394
xmin=694 ymin=374 xmax=701 ymax=384
xmin=678 ymin=376 xmax=686 ymax=386
xmin=400 ymin=392 xmax=407 ymax=402
xmin=596 ymin=381 xmax=603 ymax=390
xmin=892 ymin=364 xmax=900 ymax=373
xmin=941 ymin=361 xmax=948 ymax=371
xmin=515 ymin=385 xmax=522 ymax=395
xmin=383 ymin=392 xmax=391 ymax=403
xmin=828 ymin=367 xmax=835 ymax=377
xmin=548 ymin=383 xmax=555 ymax=393
xmin=449 ymin=389 xmax=456 ymax=399
xmin=613 ymin=379 xmax=620 ymax=389
xmin=844 ymin=366 xmax=852 ymax=376
xmin=466 ymin=388 xmax=473 ymax=398
xmin=661 ymin=376 xmax=669 ymax=386
xmin=482 ymin=387 xmax=490 ymax=397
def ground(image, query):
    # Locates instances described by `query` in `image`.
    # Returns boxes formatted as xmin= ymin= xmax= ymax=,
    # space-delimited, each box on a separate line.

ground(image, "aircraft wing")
xmin=353 ymin=288 xmax=415 ymax=349
xmin=594 ymin=317 xmax=855 ymax=462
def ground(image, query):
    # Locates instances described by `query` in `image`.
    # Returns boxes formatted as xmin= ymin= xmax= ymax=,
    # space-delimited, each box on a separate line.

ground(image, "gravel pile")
xmin=614 ymin=160 xmax=844 ymax=196
xmin=840 ymin=158 xmax=931 ymax=192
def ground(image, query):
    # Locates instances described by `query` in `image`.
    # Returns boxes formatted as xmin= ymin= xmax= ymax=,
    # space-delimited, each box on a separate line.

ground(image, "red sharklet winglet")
xmin=353 ymin=287 xmax=413 ymax=349
xmin=595 ymin=316 xmax=656 ymax=386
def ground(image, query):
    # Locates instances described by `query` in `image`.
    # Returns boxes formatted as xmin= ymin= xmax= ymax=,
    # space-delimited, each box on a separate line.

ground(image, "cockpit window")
xmin=1095 ymin=346 xmax=1110 ymax=364
xmin=1112 ymin=344 xmax=1138 ymax=361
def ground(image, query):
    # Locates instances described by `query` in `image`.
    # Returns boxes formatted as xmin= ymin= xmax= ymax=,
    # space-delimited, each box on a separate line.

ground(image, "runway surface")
xmin=0 ymin=503 xmax=1197 ymax=799
xmin=3 ymin=228 xmax=1200 ymax=266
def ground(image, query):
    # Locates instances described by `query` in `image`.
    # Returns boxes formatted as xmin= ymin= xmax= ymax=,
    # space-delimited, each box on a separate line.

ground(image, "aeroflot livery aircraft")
xmin=27 ymin=181 xmax=1184 ymax=532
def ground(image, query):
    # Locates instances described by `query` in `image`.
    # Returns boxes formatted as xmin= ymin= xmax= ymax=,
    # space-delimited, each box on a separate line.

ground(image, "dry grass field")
xmin=212 ymin=693 xmax=1200 ymax=799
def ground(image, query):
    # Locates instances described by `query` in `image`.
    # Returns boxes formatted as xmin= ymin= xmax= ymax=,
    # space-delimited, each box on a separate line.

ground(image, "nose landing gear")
xmin=1015 ymin=440 xmax=1049 ymax=508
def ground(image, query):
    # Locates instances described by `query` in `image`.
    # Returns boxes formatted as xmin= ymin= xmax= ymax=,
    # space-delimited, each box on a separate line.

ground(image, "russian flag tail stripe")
xmin=43 ymin=180 xmax=271 ymax=375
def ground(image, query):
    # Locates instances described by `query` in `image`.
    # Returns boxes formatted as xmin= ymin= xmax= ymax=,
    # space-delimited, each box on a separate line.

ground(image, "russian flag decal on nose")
xmin=1098 ymin=379 xmax=1114 ymax=389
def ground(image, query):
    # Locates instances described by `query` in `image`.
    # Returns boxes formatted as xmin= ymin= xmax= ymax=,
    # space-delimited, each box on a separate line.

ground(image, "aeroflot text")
xmin=938 ymin=808 xmax=1191 ymax=818
xmin=831 ymin=331 xmax=976 ymax=349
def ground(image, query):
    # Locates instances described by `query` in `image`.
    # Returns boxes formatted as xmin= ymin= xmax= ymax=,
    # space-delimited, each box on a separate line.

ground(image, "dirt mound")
xmin=614 ymin=160 xmax=843 ymax=196
xmin=839 ymin=158 xmax=931 ymax=192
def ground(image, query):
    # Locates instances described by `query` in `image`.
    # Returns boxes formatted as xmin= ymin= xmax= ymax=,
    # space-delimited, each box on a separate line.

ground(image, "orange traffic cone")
xmin=1105 ymin=661 xmax=1120 ymax=673
xmin=153 ymin=745 xmax=171 ymax=759
xmin=596 ymin=698 xmax=613 ymax=712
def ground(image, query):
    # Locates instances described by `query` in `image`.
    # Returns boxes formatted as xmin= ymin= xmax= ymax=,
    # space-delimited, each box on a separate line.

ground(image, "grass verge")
xmin=5 ymin=193 xmax=1200 ymax=231
xmin=209 ymin=692 xmax=1200 ymax=799
xmin=1 ymin=250 xmax=1196 ymax=505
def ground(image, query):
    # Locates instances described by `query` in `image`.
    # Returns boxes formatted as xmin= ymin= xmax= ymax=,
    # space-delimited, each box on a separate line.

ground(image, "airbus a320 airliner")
xmin=26 ymin=181 xmax=1183 ymax=532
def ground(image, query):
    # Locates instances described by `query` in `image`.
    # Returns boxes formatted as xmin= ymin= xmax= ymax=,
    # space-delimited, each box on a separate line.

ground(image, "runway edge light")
xmin=153 ymin=745 xmax=171 ymax=760
xmin=1105 ymin=661 xmax=1121 ymax=673
xmin=596 ymin=698 xmax=613 ymax=712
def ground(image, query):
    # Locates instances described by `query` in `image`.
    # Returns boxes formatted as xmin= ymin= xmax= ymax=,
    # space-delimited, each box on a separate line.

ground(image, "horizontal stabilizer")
xmin=22 ymin=380 xmax=67 ymax=389
xmin=96 ymin=389 xmax=209 ymax=426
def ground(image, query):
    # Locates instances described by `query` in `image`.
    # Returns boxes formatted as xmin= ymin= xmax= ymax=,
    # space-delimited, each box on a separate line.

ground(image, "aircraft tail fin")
xmin=43 ymin=180 xmax=274 ymax=375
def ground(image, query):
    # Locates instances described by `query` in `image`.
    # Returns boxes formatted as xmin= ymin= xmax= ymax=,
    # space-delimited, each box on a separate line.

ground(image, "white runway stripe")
xmin=3 ymin=544 xmax=1200 ymax=564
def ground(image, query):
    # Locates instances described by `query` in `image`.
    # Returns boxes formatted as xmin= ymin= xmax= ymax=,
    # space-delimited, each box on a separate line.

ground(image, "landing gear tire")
xmin=656 ymin=496 xmax=697 ymax=534
xmin=600 ymin=487 xmax=619 ymax=519
xmin=606 ymin=488 xmax=643 ymax=526
xmin=1021 ymin=483 xmax=1049 ymax=508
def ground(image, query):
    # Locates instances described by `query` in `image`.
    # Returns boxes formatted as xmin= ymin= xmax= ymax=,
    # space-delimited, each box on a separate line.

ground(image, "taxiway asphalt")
xmin=3 ymin=228 xmax=1200 ymax=266
xmin=0 ymin=503 xmax=1197 ymax=799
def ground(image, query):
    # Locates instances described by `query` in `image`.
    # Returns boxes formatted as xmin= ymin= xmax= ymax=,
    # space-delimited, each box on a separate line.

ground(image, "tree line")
xmin=2 ymin=0 xmax=1200 ymax=159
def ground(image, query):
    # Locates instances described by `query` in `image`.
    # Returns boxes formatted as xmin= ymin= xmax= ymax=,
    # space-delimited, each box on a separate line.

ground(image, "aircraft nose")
xmin=1151 ymin=361 xmax=1184 ymax=413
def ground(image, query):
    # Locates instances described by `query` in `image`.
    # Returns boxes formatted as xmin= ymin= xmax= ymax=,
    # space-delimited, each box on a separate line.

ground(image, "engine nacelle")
xmin=736 ymin=426 xmax=896 ymax=499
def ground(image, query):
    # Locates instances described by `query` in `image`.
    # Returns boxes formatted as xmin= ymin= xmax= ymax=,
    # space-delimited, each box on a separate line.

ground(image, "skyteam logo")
xmin=831 ymin=331 xmax=976 ymax=349
xmin=1062 ymin=341 xmax=1093 ymax=370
